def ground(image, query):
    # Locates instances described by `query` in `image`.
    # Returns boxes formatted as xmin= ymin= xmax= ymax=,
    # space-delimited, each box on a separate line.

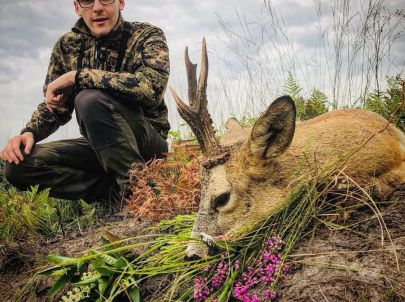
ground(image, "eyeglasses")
xmin=77 ymin=0 xmax=116 ymax=8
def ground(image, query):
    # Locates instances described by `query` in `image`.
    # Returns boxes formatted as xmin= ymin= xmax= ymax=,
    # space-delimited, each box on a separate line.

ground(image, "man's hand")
xmin=45 ymin=70 xmax=77 ymax=112
xmin=0 ymin=132 xmax=35 ymax=165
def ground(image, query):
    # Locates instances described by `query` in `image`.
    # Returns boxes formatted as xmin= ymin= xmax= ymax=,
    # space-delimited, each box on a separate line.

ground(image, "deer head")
xmin=171 ymin=39 xmax=296 ymax=259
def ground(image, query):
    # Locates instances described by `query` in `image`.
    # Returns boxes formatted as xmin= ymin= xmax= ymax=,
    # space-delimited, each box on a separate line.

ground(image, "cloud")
xmin=0 ymin=0 xmax=404 ymax=147
xmin=0 ymin=0 xmax=263 ymax=145
xmin=0 ymin=1 xmax=75 ymax=57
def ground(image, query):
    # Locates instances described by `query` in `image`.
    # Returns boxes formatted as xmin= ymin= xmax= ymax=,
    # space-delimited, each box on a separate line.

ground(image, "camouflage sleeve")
xmin=75 ymin=26 xmax=170 ymax=109
xmin=21 ymin=38 xmax=74 ymax=142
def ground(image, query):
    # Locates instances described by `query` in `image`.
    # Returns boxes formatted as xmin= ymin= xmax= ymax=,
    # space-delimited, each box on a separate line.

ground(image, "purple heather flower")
xmin=242 ymin=295 xmax=251 ymax=302
xmin=193 ymin=276 xmax=211 ymax=302
xmin=251 ymin=295 xmax=260 ymax=302
xmin=194 ymin=235 xmax=288 ymax=302
xmin=264 ymin=289 xmax=277 ymax=300
xmin=211 ymin=260 xmax=228 ymax=289
xmin=231 ymin=235 xmax=289 ymax=301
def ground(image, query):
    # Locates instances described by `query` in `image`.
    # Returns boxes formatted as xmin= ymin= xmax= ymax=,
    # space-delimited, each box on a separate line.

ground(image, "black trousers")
xmin=4 ymin=89 xmax=168 ymax=202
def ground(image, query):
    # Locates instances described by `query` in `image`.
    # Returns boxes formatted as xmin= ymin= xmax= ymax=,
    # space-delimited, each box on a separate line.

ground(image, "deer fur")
xmin=171 ymin=40 xmax=405 ymax=260
xmin=185 ymin=97 xmax=404 ymax=258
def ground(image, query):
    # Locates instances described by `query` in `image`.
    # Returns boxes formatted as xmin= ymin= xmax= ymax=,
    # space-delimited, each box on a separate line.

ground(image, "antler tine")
xmin=185 ymin=46 xmax=198 ymax=107
xmin=197 ymin=37 xmax=208 ymax=108
xmin=170 ymin=38 xmax=223 ymax=158
xmin=170 ymin=87 xmax=195 ymax=117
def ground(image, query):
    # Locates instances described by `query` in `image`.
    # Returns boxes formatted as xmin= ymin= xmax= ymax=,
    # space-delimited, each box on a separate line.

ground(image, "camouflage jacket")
xmin=21 ymin=15 xmax=170 ymax=141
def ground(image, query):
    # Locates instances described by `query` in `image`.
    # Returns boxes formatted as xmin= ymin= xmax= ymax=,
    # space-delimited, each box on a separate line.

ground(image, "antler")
xmin=170 ymin=38 xmax=223 ymax=159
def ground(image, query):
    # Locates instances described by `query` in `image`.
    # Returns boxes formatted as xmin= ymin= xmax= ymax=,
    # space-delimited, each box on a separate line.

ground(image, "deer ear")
xmin=222 ymin=118 xmax=247 ymax=146
xmin=248 ymin=96 xmax=296 ymax=160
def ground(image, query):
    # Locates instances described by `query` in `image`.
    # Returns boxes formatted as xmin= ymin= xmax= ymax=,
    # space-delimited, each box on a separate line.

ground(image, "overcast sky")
xmin=0 ymin=0 xmax=403 ymax=147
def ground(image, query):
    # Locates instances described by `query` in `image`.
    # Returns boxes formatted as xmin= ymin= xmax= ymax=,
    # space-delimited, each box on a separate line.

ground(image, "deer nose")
xmin=185 ymin=243 xmax=208 ymax=261
xmin=184 ymin=246 xmax=203 ymax=261
xmin=184 ymin=253 xmax=202 ymax=261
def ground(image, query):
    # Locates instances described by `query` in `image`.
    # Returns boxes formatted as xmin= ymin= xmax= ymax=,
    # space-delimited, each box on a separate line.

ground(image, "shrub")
xmin=126 ymin=141 xmax=201 ymax=222
xmin=0 ymin=185 xmax=95 ymax=247
xmin=284 ymin=72 xmax=329 ymax=121
xmin=0 ymin=161 xmax=11 ymax=191
xmin=364 ymin=75 xmax=404 ymax=131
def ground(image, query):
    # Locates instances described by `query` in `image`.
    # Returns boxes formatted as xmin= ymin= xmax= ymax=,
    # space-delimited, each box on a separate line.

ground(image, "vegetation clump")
xmin=284 ymin=72 xmax=329 ymax=121
xmin=0 ymin=160 xmax=96 ymax=273
xmin=193 ymin=235 xmax=289 ymax=302
xmin=0 ymin=186 xmax=95 ymax=247
xmin=364 ymin=75 xmax=405 ymax=131
xmin=38 ymin=236 xmax=142 ymax=302
xmin=126 ymin=142 xmax=201 ymax=222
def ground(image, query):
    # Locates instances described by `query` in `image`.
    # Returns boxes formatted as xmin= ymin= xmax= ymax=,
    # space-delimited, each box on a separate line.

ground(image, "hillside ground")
xmin=0 ymin=189 xmax=403 ymax=302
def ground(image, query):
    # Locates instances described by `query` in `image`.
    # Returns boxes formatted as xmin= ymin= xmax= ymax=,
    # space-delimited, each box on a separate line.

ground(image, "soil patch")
xmin=1 ymin=195 xmax=404 ymax=302
xmin=0 ymin=218 xmax=151 ymax=302
xmin=279 ymin=199 xmax=405 ymax=302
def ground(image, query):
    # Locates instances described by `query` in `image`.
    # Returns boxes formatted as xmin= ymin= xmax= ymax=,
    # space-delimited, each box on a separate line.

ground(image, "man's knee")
xmin=4 ymin=162 xmax=30 ymax=191
xmin=75 ymin=89 xmax=109 ymax=117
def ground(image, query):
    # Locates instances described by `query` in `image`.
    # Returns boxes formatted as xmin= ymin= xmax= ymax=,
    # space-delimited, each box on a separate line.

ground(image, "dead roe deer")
xmin=170 ymin=39 xmax=405 ymax=259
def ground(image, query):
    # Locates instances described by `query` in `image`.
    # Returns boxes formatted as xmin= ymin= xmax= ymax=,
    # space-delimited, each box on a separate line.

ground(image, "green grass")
xmin=0 ymin=185 xmax=96 ymax=246
xmin=31 ymin=156 xmax=400 ymax=302
xmin=0 ymin=161 xmax=96 ymax=249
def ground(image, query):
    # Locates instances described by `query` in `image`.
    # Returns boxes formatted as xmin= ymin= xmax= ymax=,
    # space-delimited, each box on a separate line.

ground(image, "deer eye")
xmin=212 ymin=192 xmax=231 ymax=211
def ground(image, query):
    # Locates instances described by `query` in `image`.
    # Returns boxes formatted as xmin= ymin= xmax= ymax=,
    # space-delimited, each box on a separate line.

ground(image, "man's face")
xmin=74 ymin=0 xmax=125 ymax=37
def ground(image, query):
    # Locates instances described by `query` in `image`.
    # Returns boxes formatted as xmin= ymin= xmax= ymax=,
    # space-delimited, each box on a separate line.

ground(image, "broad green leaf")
xmin=49 ymin=270 xmax=75 ymax=296
xmin=98 ymin=277 xmax=108 ymax=296
xmin=115 ymin=257 xmax=129 ymax=269
xmin=94 ymin=251 xmax=117 ymax=266
xmin=73 ymin=272 xmax=102 ymax=286
xmin=76 ymin=260 xmax=87 ymax=271
xmin=88 ymin=251 xmax=105 ymax=267
xmin=101 ymin=236 xmax=113 ymax=252
xmin=94 ymin=265 xmax=116 ymax=277
xmin=47 ymin=254 xmax=76 ymax=264
xmin=51 ymin=268 xmax=71 ymax=277
xmin=128 ymin=285 xmax=141 ymax=302
xmin=38 ymin=265 xmax=66 ymax=276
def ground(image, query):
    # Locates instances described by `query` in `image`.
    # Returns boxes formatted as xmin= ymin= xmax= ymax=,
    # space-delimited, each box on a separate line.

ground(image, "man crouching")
xmin=0 ymin=0 xmax=170 ymax=202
